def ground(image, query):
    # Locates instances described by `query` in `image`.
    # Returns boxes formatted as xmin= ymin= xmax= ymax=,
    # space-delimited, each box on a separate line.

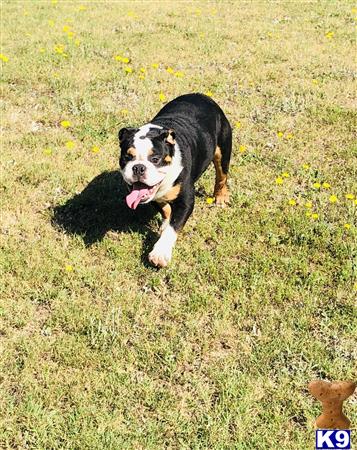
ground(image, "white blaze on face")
xmin=133 ymin=123 xmax=161 ymax=159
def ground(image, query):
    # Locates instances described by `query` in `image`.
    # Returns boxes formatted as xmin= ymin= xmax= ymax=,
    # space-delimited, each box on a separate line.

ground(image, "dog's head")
xmin=118 ymin=125 xmax=177 ymax=209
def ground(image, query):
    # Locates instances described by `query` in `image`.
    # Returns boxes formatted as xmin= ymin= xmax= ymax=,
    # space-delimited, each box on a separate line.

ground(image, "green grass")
xmin=1 ymin=1 xmax=356 ymax=449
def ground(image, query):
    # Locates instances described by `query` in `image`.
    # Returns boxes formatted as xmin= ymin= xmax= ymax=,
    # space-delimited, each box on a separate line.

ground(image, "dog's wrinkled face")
xmin=119 ymin=124 xmax=176 ymax=209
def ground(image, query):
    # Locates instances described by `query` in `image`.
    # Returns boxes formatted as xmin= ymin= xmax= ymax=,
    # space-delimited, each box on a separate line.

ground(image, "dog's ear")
xmin=118 ymin=127 xmax=137 ymax=143
xmin=165 ymin=129 xmax=176 ymax=145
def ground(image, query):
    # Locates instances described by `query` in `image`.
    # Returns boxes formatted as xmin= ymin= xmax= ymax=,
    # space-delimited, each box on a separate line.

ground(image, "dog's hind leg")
xmin=214 ymin=120 xmax=232 ymax=207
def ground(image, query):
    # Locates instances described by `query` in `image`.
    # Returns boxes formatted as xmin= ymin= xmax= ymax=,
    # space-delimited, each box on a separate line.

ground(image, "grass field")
xmin=1 ymin=1 xmax=356 ymax=448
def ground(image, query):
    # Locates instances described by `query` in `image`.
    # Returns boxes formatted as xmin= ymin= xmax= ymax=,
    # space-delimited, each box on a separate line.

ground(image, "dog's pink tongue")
xmin=126 ymin=185 xmax=150 ymax=209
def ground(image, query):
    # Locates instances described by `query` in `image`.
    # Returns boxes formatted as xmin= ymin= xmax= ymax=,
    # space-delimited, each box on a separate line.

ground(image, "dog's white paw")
xmin=148 ymin=244 xmax=172 ymax=268
xmin=148 ymin=225 xmax=177 ymax=268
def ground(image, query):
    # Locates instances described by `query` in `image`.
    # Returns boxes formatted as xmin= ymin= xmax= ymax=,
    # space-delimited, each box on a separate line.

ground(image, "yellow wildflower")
xmin=305 ymin=201 xmax=313 ymax=209
xmin=166 ymin=67 xmax=174 ymax=74
xmin=63 ymin=25 xmax=71 ymax=32
xmin=306 ymin=211 xmax=312 ymax=217
xmin=0 ymin=54 xmax=9 ymax=62
xmin=54 ymin=45 xmax=65 ymax=54
xmin=159 ymin=92 xmax=166 ymax=102
xmin=140 ymin=67 xmax=146 ymax=73
xmin=282 ymin=172 xmax=290 ymax=178
xmin=139 ymin=75 xmax=145 ymax=80
xmin=91 ymin=146 xmax=100 ymax=153
xmin=205 ymin=91 xmax=213 ymax=97
xmin=322 ymin=182 xmax=331 ymax=189
xmin=354 ymin=199 xmax=357 ymax=206
xmin=206 ymin=197 xmax=214 ymax=205
xmin=325 ymin=31 xmax=334 ymax=39
xmin=61 ymin=120 xmax=71 ymax=128
xmin=127 ymin=11 xmax=138 ymax=18
xmin=239 ymin=145 xmax=246 ymax=153
xmin=124 ymin=66 xmax=133 ymax=73
xmin=277 ymin=131 xmax=283 ymax=138
xmin=288 ymin=199 xmax=296 ymax=206
xmin=65 ymin=265 xmax=73 ymax=272
xmin=235 ymin=121 xmax=241 ymax=128
xmin=174 ymin=71 xmax=184 ymax=78
xmin=345 ymin=193 xmax=354 ymax=200
xmin=311 ymin=213 xmax=319 ymax=220
xmin=65 ymin=141 xmax=75 ymax=149
xmin=120 ymin=109 xmax=129 ymax=115
xmin=313 ymin=182 xmax=321 ymax=189
xmin=115 ymin=55 xmax=129 ymax=63
xmin=329 ymin=195 xmax=338 ymax=203
xmin=67 ymin=31 xmax=74 ymax=39
xmin=286 ymin=133 xmax=293 ymax=139
xmin=152 ymin=63 xmax=159 ymax=69
xmin=78 ymin=5 xmax=87 ymax=11
xmin=312 ymin=79 xmax=318 ymax=85
xmin=302 ymin=163 xmax=310 ymax=170
xmin=275 ymin=177 xmax=283 ymax=185
xmin=344 ymin=223 xmax=351 ymax=230
xmin=43 ymin=148 xmax=52 ymax=155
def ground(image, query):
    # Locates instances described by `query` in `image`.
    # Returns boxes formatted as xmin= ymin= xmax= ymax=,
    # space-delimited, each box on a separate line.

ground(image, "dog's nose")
xmin=132 ymin=164 xmax=146 ymax=176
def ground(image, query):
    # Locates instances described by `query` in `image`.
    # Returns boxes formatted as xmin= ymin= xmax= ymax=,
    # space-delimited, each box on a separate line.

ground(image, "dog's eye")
xmin=151 ymin=156 xmax=161 ymax=165
xmin=123 ymin=153 xmax=133 ymax=162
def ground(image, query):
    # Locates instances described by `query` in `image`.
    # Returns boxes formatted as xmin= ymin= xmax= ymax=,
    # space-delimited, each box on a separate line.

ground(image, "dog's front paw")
xmin=148 ymin=225 xmax=177 ymax=268
xmin=148 ymin=244 xmax=172 ymax=268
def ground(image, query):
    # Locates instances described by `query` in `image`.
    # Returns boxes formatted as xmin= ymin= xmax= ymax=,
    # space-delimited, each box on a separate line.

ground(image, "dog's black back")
xmin=151 ymin=93 xmax=231 ymax=183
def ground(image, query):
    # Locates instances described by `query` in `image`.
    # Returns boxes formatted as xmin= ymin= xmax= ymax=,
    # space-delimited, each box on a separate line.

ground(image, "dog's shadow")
xmin=52 ymin=171 xmax=159 ymax=263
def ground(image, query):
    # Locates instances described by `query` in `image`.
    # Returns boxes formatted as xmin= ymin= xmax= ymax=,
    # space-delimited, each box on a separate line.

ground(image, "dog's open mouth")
xmin=126 ymin=181 xmax=161 ymax=209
